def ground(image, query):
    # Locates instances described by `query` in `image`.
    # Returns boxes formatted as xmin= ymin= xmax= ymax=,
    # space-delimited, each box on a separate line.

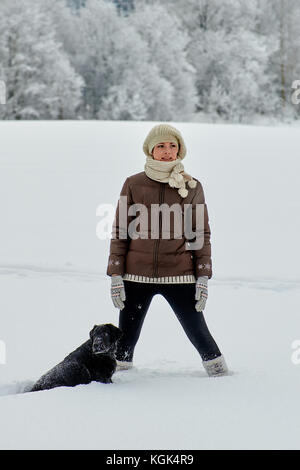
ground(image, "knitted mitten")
xmin=111 ymin=275 xmax=126 ymax=310
xmin=195 ymin=276 xmax=208 ymax=312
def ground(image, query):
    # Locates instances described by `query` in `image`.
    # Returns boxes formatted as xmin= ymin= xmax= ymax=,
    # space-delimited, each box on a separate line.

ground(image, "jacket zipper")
xmin=153 ymin=183 xmax=165 ymax=277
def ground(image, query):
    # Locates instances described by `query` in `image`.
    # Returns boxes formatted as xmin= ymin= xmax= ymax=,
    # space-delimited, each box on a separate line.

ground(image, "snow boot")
xmin=116 ymin=360 xmax=133 ymax=371
xmin=202 ymin=355 xmax=228 ymax=377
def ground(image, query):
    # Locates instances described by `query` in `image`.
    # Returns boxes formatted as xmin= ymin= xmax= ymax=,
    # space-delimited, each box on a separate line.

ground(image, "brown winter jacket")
xmin=106 ymin=171 xmax=212 ymax=279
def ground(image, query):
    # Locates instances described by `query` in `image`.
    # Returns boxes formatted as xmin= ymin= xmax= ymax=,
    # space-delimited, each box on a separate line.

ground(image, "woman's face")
xmin=151 ymin=142 xmax=179 ymax=161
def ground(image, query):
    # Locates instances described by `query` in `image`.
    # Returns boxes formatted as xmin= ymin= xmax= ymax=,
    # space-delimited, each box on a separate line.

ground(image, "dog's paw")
xmin=99 ymin=377 xmax=113 ymax=384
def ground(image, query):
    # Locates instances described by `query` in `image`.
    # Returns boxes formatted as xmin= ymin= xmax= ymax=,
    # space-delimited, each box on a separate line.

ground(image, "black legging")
xmin=116 ymin=280 xmax=222 ymax=363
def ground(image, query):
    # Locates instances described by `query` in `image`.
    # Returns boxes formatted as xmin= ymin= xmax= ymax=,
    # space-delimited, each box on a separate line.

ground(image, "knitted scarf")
xmin=144 ymin=156 xmax=197 ymax=198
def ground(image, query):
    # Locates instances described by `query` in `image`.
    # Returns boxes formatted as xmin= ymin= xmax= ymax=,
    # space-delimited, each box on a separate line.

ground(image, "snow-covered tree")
xmin=253 ymin=0 xmax=300 ymax=120
xmin=158 ymin=0 xmax=282 ymax=122
xmin=128 ymin=2 xmax=198 ymax=121
xmin=112 ymin=0 xmax=134 ymax=16
xmin=51 ymin=0 xmax=184 ymax=120
xmin=67 ymin=0 xmax=86 ymax=9
xmin=1 ymin=0 xmax=299 ymax=123
xmin=0 ymin=0 xmax=84 ymax=119
xmin=277 ymin=0 xmax=300 ymax=119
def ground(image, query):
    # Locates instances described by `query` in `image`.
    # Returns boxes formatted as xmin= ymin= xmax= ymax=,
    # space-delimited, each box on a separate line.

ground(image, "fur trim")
xmin=116 ymin=360 xmax=133 ymax=371
xmin=202 ymin=355 xmax=228 ymax=377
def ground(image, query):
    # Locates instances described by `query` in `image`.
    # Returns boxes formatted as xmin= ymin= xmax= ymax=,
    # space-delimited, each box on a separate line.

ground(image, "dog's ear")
xmin=89 ymin=325 xmax=98 ymax=339
xmin=115 ymin=327 xmax=123 ymax=342
xmin=107 ymin=324 xmax=123 ymax=342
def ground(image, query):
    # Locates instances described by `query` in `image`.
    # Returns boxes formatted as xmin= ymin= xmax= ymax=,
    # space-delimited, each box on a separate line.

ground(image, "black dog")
xmin=30 ymin=324 xmax=122 ymax=392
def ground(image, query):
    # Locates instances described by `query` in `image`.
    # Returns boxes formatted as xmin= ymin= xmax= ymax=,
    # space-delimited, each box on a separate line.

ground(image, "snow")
xmin=0 ymin=120 xmax=300 ymax=450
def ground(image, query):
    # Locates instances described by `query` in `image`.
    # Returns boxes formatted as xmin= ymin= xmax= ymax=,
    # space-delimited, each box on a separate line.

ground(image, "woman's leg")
xmin=158 ymin=283 xmax=222 ymax=362
xmin=116 ymin=281 xmax=155 ymax=363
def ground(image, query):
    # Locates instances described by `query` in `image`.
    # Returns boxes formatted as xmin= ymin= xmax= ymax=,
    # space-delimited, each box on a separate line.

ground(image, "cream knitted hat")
xmin=143 ymin=124 xmax=187 ymax=159
xmin=143 ymin=124 xmax=197 ymax=198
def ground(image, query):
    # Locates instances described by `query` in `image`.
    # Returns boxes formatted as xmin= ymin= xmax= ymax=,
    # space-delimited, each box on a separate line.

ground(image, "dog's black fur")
xmin=30 ymin=324 xmax=122 ymax=392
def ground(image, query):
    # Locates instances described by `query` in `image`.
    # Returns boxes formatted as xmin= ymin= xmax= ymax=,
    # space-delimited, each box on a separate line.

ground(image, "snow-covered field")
xmin=0 ymin=120 xmax=300 ymax=450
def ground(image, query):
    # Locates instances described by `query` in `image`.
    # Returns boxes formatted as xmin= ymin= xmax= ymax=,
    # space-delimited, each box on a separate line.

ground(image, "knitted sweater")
xmin=123 ymin=273 xmax=196 ymax=284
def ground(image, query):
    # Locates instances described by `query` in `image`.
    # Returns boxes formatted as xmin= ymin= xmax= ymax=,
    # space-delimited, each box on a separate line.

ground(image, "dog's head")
xmin=89 ymin=323 xmax=122 ymax=355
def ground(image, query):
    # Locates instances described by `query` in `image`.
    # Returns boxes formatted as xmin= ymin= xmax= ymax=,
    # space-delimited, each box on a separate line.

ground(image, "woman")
xmin=107 ymin=124 xmax=228 ymax=377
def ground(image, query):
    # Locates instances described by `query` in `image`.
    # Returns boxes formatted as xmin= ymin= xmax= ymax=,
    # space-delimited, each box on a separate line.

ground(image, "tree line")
xmin=0 ymin=0 xmax=299 ymax=123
